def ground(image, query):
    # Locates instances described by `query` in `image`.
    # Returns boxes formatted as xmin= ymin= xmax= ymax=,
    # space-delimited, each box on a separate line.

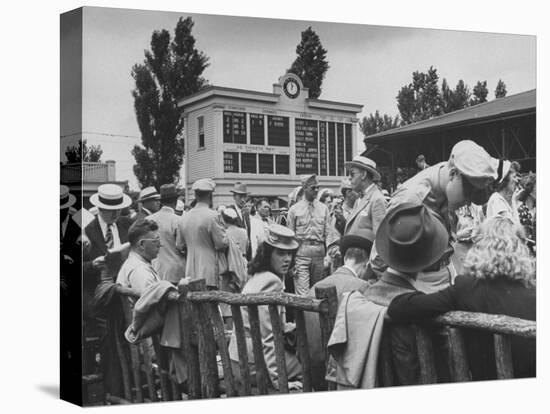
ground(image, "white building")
xmin=177 ymin=73 xmax=363 ymax=206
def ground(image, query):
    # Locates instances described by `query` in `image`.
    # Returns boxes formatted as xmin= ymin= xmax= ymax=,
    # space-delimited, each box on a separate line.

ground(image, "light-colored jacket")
xmin=176 ymin=202 xmax=228 ymax=287
xmin=149 ymin=206 xmax=186 ymax=284
xmin=228 ymin=271 xmax=301 ymax=389
xmin=344 ymin=183 xmax=387 ymax=235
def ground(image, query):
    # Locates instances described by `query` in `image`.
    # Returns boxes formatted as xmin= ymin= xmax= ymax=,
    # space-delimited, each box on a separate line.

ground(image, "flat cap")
xmin=192 ymin=178 xmax=216 ymax=192
xmin=450 ymin=140 xmax=497 ymax=188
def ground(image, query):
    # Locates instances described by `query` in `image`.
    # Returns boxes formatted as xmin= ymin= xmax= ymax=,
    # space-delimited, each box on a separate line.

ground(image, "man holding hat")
xmin=287 ymin=174 xmax=331 ymax=295
xmin=84 ymin=184 xmax=133 ymax=313
xmin=304 ymin=230 xmax=375 ymax=390
xmin=387 ymin=139 xmax=498 ymax=292
xmin=148 ymin=184 xmax=186 ymax=284
xmin=364 ymin=202 xmax=450 ymax=385
xmin=177 ymin=178 xmax=228 ymax=289
xmin=228 ymin=182 xmax=252 ymax=258
xmin=135 ymin=186 xmax=161 ymax=221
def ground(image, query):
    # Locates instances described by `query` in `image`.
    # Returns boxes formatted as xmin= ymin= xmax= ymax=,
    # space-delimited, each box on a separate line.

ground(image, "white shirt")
xmin=98 ymin=213 xmax=121 ymax=248
xmin=486 ymin=192 xmax=519 ymax=224
xmin=116 ymin=251 xmax=160 ymax=297
xmin=250 ymin=215 xmax=269 ymax=258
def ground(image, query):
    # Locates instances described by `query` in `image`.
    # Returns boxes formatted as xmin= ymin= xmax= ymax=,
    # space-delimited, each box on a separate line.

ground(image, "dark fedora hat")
xmin=159 ymin=184 xmax=179 ymax=201
xmin=376 ymin=203 xmax=448 ymax=273
xmin=339 ymin=230 xmax=375 ymax=257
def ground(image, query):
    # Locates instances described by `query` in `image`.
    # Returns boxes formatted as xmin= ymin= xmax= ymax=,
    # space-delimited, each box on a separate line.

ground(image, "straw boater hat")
xmin=90 ymin=184 xmax=132 ymax=210
xmin=230 ymin=182 xmax=249 ymax=195
xmin=344 ymin=155 xmax=381 ymax=181
xmin=138 ymin=186 xmax=160 ymax=202
xmin=264 ymin=224 xmax=299 ymax=250
xmin=339 ymin=229 xmax=375 ymax=257
xmin=60 ymin=185 xmax=76 ymax=209
xmin=376 ymin=203 xmax=448 ymax=273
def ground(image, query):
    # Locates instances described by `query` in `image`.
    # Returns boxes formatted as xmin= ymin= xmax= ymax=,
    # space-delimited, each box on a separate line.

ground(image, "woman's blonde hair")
xmin=463 ymin=216 xmax=535 ymax=287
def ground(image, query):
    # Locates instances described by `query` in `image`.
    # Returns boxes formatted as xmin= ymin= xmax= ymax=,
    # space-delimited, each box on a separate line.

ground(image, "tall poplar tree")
xmin=495 ymin=79 xmax=507 ymax=98
xmin=131 ymin=17 xmax=209 ymax=188
xmin=288 ymin=27 xmax=329 ymax=99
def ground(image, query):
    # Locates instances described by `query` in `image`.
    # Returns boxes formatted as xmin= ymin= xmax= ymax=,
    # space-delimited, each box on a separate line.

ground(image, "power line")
xmin=60 ymin=131 xmax=140 ymax=139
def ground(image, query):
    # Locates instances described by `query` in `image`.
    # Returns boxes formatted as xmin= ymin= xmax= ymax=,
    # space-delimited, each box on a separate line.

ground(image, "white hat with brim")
xmin=192 ymin=178 xmax=216 ymax=192
xmin=138 ymin=186 xmax=160 ymax=202
xmin=60 ymin=185 xmax=76 ymax=210
xmin=264 ymin=223 xmax=299 ymax=250
xmin=90 ymin=184 xmax=132 ymax=210
xmin=344 ymin=156 xmax=381 ymax=181
xmin=450 ymin=140 xmax=497 ymax=188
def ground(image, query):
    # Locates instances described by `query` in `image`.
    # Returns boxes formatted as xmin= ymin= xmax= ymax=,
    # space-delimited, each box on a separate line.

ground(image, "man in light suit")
xmin=304 ymin=231 xmax=374 ymax=390
xmin=177 ymin=179 xmax=228 ymax=289
xmin=344 ymin=155 xmax=387 ymax=279
xmin=148 ymin=184 xmax=186 ymax=285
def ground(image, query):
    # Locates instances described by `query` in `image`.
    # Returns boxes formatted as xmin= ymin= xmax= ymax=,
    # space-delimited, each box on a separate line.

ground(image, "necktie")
xmin=105 ymin=224 xmax=114 ymax=250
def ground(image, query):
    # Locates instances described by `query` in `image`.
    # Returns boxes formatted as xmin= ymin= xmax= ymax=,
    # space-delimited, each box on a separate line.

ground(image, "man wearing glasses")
xmin=287 ymin=174 xmax=330 ymax=295
xmin=116 ymin=219 xmax=162 ymax=299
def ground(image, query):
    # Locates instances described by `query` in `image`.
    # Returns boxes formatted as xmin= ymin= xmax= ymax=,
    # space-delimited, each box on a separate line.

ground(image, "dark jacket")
xmin=387 ymin=275 xmax=536 ymax=379
xmin=83 ymin=216 xmax=132 ymax=317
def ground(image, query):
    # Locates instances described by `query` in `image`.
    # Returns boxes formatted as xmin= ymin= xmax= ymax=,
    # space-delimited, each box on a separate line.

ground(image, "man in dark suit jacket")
xmin=304 ymin=231 xmax=374 ymax=390
xmin=83 ymin=184 xmax=133 ymax=318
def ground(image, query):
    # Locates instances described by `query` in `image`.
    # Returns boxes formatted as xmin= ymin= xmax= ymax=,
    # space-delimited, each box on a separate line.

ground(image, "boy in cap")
xmin=386 ymin=140 xmax=498 ymax=292
xmin=287 ymin=174 xmax=331 ymax=295
xmin=176 ymin=179 xmax=228 ymax=289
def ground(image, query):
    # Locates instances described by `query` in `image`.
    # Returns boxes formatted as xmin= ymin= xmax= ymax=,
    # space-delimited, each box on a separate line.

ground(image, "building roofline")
xmin=364 ymin=89 xmax=536 ymax=143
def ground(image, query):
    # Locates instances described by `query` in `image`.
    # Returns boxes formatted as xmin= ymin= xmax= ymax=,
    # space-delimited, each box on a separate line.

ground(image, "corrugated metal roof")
xmin=365 ymin=89 xmax=536 ymax=143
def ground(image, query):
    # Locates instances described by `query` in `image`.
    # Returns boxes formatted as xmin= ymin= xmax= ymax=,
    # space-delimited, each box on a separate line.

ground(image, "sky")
xmin=61 ymin=6 xmax=536 ymax=190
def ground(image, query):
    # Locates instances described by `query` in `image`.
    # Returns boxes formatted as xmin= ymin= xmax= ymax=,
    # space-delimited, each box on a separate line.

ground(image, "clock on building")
xmin=283 ymin=77 xmax=300 ymax=99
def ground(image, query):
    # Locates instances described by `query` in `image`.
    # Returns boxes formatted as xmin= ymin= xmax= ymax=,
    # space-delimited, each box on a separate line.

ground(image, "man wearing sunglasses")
xmin=116 ymin=219 xmax=162 ymax=299
xmin=287 ymin=174 xmax=330 ymax=295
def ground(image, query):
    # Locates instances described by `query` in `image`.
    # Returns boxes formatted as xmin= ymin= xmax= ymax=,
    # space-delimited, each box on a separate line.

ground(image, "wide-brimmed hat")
xmin=159 ymin=184 xmax=179 ymax=201
xmin=230 ymin=182 xmax=249 ymax=195
xmin=60 ymin=185 xmax=76 ymax=210
xmin=264 ymin=224 xmax=299 ymax=250
xmin=138 ymin=186 xmax=160 ymax=202
xmin=300 ymin=174 xmax=318 ymax=186
xmin=340 ymin=230 xmax=375 ymax=257
xmin=450 ymin=140 xmax=497 ymax=188
xmin=90 ymin=184 xmax=132 ymax=210
xmin=376 ymin=203 xmax=448 ymax=273
xmin=192 ymin=178 xmax=216 ymax=192
xmin=344 ymin=155 xmax=381 ymax=181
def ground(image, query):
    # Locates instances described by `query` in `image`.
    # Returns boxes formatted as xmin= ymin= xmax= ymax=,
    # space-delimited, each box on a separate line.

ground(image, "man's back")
xmin=148 ymin=206 xmax=186 ymax=284
xmin=178 ymin=204 xmax=227 ymax=287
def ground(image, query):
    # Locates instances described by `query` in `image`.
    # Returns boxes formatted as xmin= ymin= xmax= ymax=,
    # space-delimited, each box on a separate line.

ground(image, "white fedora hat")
xmin=60 ymin=185 xmax=76 ymax=210
xmin=344 ymin=155 xmax=381 ymax=181
xmin=90 ymin=184 xmax=132 ymax=210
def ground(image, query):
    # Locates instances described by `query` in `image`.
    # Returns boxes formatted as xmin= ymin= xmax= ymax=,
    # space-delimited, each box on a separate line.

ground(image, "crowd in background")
xmin=60 ymin=138 xmax=536 ymax=395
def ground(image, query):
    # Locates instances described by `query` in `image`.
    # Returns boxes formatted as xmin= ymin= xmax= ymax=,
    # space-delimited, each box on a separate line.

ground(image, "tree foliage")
xmin=495 ymin=79 xmax=507 ymax=98
xmin=359 ymin=111 xmax=400 ymax=137
xmin=131 ymin=17 xmax=209 ymax=188
xmin=288 ymin=27 xmax=329 ymax=99
xmin=470 ymin=80 xmax=489 ymax=105
xmin=397 ymin=66 xmax=442 ymax=124
xmin=65 ymin=139 xmax=103 ymax=163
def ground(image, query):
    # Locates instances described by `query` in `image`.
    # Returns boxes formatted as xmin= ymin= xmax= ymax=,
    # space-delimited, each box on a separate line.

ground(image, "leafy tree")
xmin=359 ymin=111 xmax=400 ymax=137
xmin=131 ymin=17 xmax=209 ymax=188
xmin=495 ymin=79 xmax=507 ymax=98
xmin=440 ymin=78 xmax=471 ymax=113
xmin=470 ymin=80 xmax=489 ymax=105
xmin=288 ymin=27 xmax=329 ymax=99
xmin=397 ymin=66 xmax=442 ymax=124
xmin=64 ymin=139 xmax=103 ymax=163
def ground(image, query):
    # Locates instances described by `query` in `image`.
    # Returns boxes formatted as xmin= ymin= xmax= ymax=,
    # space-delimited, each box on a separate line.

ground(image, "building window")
xmin=198 ymin=116 xmax=205 ymax=148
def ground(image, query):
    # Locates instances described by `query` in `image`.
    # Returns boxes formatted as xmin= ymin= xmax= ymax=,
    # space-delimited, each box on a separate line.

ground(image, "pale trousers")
xmin=294 ymin=244 xmax=325 ymax=296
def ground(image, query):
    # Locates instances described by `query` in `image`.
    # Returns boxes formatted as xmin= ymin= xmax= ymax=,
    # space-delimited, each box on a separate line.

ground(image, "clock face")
xmin=283 ymin=78 xmax=300 ymax=99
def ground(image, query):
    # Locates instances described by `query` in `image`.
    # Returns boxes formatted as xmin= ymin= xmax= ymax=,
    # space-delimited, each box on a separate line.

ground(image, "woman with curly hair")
xmin=228 ymin=224 xmax=303 ymax=391
xmin=387 ymin=216 xmax=536 ymax=379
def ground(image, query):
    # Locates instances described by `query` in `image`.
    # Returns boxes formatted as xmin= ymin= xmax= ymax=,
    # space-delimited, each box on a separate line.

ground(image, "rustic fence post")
xmin=314 ymin=285 xmax=338 ymax=391
xmin=415 ymin=325 xmax=438 ymax=384
xmin=494 ymin=333 xmax=514 ymax=379
xmin=178 ymin=282 xmax=201 ymax=399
